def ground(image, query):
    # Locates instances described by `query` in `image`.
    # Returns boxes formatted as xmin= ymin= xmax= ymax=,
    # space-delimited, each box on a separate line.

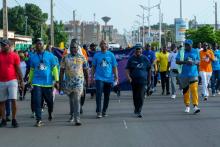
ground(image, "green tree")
xmin=0 ymin=3 xmax=48 ymax=42
xmin=47 ymin=21 xmax=68 ymax=47
xmin=186 ymin=25 xmax=216 ymax=47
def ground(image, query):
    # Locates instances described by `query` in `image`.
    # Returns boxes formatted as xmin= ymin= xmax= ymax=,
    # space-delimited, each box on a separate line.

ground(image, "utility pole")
xmin=158 ymin=0 xmax=162 ymax=49
xmin=3 ymin=0 xmax=8 ymax=39
xmin=142 ymin=9 xmax=145 ymax=46
xmin=180 ymin=0 xmax=182 ymax=18
xmin=215 ymin=2 xmax=218 ymax=30
xmin=148 ymin=0 xmax=151 ymax=44
xmin=50 ymin=0 xmax=54 ymax=46
xmin=73 ymin=10 xmax=76 ymax=39
xmin=25 ymin=16 xmax=28 ymax=36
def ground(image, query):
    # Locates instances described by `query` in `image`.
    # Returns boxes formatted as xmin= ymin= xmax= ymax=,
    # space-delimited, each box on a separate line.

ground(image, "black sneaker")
xmin=204 ymin=96 xmax=208 ymax=101
xmin=6 ymin=117 xmax=11 ymax=122
xmin=166 ymin=92 xmax=170 ymax=95
xmin=136 ymin=113 xmax=143 ymax=118
xmin=35 ymin=120 xmax=43 ymax=127
xmin=0 ymin=119 xmax=7 ymax=127
xmin=96 ymin=113 xmax=102 ymax=119
xmin=75 ymin=120 xmax=82 ymax=126
xmin=11 ymin=119 xmax=19 ymax=128
xmin=102 ymin=112 xmax=108 ymax=117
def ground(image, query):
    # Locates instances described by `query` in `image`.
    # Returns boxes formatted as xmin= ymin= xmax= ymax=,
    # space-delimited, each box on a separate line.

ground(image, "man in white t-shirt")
xmin=168 ymin=44 xmax=179 ymax=99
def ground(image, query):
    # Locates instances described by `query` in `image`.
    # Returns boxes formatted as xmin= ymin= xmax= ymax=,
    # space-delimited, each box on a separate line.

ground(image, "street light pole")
xmin=50 ymin=0 xmax=54 ymax=46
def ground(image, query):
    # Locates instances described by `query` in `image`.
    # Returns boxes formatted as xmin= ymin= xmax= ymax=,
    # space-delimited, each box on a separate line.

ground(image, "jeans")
xmin=33 ymin=86 xmax=53 ymax=121
xmin=211 ymin=70 xmax=220 ymax=94
xmin=69 ymin=89 xmax=83 ymax=121
xmin=170 ymin=70 xmax=179 ymax=95
xmin=160 ymin=71 xmax=170 ymax=93
xmin=95 ymin=80 xmax=112 ymax=113
xmin=131 ymin=82 xmax=146 ymax=113
xmin=200 ymin=71 xmax=212 ymax=97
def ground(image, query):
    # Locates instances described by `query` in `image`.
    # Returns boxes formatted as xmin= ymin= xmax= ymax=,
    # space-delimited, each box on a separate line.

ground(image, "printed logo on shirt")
xmin=100 ymin=58 xmax=109 ymax=67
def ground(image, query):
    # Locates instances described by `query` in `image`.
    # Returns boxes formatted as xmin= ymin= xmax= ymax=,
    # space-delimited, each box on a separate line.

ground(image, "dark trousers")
xmin=95 ymin=80 xmax=112 ymax=113
xmin=131 ymin=82 xmax=146 ymax=113
xmin=5 ymin=99 xmax=11 ymax=117
xmin=31 ymin=89 xmax=34 ymax=113
xmin=160 ymin=71 xmax=170 ymax=93
xmin=19 ymin=83 xmax=28 ymax=100
xmin=33 ymin=86 xmax=53 ymax=121
xmin=211 ymin=70 xmax=220 ymax=94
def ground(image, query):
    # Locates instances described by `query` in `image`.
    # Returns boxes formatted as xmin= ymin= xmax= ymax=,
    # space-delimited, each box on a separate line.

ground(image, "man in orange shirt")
xmin=199 ymin=42 xmax=215 ymax=101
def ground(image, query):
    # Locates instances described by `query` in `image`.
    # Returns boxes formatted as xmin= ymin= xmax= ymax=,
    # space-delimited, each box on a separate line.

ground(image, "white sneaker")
xmin=171 ymin=95 xmax=176 ymax=99
xmin=193 ymin=106 xmax=200 ymax=114
xmin=184 ymin=107 xmax=190 ymax=113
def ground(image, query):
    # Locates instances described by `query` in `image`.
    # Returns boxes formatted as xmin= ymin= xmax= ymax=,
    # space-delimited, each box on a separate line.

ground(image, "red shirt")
xmin=0 ymin=51 xmax=20 ymax=82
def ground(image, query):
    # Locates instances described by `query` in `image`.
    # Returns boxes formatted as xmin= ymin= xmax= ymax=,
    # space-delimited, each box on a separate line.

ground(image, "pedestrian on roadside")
xmin=199 ymin=42 xmax=215 ymax=100
xmin=126 ymin=47 xmax=151 ymax=118
xmin=211 ymin=43 xmax=220 ymax=96
xmin=0 ymin=39 xmax=24 ymax=128
xmin=88 ymin=43 xmax=97 ymax=99
xmin=91 ymin=40 xmax=118 ymax=118
xmin=18 ymin=52 xmax=28 ymax=101
xmin=60 ymin=42 xmax=89 ymax=126
xmin=176 ymin=39 xmax=200 ymax=114
xmin=157 ymin=46 xmax=170 ymax=95
xmin=29 ymin=38 xmax=59 ymax=127
xmin=143 ymin=44 xmax=156 ymax=96
xmin=168 ymin=44 xmax=179 ymax=99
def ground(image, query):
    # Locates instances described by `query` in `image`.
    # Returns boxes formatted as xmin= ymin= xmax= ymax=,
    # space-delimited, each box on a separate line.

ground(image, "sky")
xmin=1 ymin=0 xmax=218 ymax=33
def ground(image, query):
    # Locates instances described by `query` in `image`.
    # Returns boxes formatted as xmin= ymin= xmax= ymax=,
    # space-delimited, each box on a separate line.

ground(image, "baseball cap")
xmin=184 ymin=39 xmax=193 ymax=45
xmin=0 ymin=39 xmax=11 ymax=46
xmin=34 ymin=38 xmax=44 ymax=44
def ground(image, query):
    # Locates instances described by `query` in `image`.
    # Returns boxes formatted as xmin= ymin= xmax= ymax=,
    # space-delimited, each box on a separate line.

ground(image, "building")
xmin=64 ymin=20 xmax=127 ymax=48
xmin=81 ymin=21 xmax=101 ymax=45
xmin=0 ymin=29 xmax=32 ymax=50
xmin=64 ymin=20 xmax=101 ymax=45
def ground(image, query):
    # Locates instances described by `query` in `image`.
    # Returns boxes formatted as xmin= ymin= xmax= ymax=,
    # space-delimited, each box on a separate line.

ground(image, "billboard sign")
xmin=175 ymin=18 xmax=188 ymax=42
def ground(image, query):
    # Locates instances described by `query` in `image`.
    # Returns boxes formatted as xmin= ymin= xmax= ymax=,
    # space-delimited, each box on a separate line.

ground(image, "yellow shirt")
xmin=157 ymin=52 xmax=169 ymax=72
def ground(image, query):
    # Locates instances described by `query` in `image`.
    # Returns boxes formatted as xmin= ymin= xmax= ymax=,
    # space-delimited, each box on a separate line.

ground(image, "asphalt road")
xmin=1 ymin=87 xmax=220 ymax=147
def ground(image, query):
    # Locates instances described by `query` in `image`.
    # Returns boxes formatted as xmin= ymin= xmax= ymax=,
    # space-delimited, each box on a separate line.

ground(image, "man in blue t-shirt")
xmin=126 ymin=47 xmax=151 ymax=118
xmin=29 ymin=39 xmax=59 ymax=127
xmin=92 ymin=40 xmax=118 ymax=118
xmin=211 ymin=43 xmax=220 ymax=96
xmin=143 ymin=44 xmax=156 ymax=96
xmin=176 ymin=39 xmax=200 ymax=114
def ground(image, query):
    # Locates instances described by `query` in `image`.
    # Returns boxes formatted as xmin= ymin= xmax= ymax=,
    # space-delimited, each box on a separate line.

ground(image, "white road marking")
xmin=123 ymin=120 xmax=128 ymax=129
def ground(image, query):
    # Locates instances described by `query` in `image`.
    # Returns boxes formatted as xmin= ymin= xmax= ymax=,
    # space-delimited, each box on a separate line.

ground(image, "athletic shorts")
xmin=0 ymin=80 xmax=18 ymax=102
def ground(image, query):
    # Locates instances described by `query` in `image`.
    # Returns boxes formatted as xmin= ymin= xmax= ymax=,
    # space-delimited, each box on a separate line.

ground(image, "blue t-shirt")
xmin=92 ymin=51 xmax=117 ymax=83
xmin=126 ymin=55 xmax=151 ymax=84
xmin=143 ymin=50 xmax=156 ymax=64
xmin=212 ymin=49 xmax=220 ymax=71
xmin=176 ymin=48 xmax=200 ymax=78
xmin=30 ymin=51 xmax=57 ymax=86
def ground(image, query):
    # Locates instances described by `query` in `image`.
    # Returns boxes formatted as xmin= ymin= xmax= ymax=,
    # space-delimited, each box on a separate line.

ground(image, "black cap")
xmin=0 ymin=39 xmax=11 ymax=46
xmin=90 ymin=43 xmax=96 ymax=47
xmin=34 ymin=38 xmax=43 ymax=44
